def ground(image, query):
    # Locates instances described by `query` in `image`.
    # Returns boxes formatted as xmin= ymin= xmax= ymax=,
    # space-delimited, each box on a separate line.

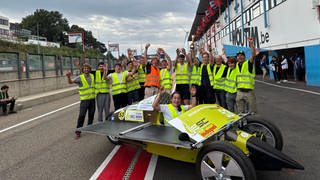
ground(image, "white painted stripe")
xmin=0 ymin=101 xmax=80 ymax=134
xmin=89 ymin=145 xmax=121 ymax=180
xmin=256 ymin=80 xmax=320 ymax=96
xmin=144 ymin=154 xmax=158 ymax=180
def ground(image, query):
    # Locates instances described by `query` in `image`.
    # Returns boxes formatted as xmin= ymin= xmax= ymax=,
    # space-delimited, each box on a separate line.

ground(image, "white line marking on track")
xmin=0 ymin=101 xmax=80 ymax=134
xmin=90 ymin=145 xmax=121 ymax=180
xmin=144 ymin=154 xmax=158 ymax=180
xmin=256 ymin=80 xmax=320 ymax=96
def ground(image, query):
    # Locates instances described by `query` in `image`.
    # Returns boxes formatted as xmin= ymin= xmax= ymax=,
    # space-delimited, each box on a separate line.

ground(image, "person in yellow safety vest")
xmin=235 ymin=37 xmax=257 ymax=114
xmin=105 ymin=63 xmax=135 ymax=110
xmin=224 ymin=57 xmax=238 ymax=112
xmin=174 ymin=48 xmax=192 ymax=105
xmin=125 ymin=61 xmax=140 ymax=105
xmin=137 ymin=57 xmax=146 ymax=101
xmin=152 ymin=86 xmax=197 ymax=126
xmin=213 ymin=55 xmax=228 ymax=108
xmin=142 ymin=43 xmax=161 ymax=98
xmin=159 ymin=48 xmax=172 ymax=94
xmin=95 ymin=62 xmax=111 ymax=122
xmin=198 ymin=52 xmax=215 ymax=104
xmin=66 ymin=63 xmax=95 ymax=139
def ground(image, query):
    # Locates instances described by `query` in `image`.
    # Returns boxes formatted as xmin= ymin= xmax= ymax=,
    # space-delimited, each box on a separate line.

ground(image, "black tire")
xmin=196 ymin=142 xmax=256 ymax=180
xmin=107 ymin=135 xmax=122 ymax=145
xmin=242 ymin=118 xmax=283 ymax=151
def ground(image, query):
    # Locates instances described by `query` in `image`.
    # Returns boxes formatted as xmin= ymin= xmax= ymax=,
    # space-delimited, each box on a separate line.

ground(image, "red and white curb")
xmin=90 ymin=145 xmax=158 ymax=180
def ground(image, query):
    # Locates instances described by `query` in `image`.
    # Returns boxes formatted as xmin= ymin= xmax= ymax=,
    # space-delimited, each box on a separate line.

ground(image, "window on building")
xmin=236 ymin=17 xmax=241 ymax=28
xmin=252 ymin=2 xmax=261 ymax=19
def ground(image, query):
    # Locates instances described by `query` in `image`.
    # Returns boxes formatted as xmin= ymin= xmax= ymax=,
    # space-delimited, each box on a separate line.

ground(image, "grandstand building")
xmin=189 ymin=0 xmax=320 ymax=86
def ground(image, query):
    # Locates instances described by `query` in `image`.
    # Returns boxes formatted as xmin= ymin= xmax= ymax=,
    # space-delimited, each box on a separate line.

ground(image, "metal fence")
xmin=0 ymin=52 xmax=116 ymax=81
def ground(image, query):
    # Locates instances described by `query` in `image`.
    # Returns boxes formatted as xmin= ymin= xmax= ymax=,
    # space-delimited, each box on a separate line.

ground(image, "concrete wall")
xmin=0 ymin=76 xmax=73 ymax=97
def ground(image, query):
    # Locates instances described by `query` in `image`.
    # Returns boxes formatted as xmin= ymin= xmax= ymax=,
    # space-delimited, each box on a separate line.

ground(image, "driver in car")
xmin=152 ymin=86 xmax=197 ymax=126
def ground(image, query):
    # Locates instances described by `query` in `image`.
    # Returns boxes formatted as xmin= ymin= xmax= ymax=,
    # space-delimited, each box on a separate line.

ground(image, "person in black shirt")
xmin=0 ymin=85 xmax=17 ymax=115
xmin=198 ymin=52 xmax=215 ymax=104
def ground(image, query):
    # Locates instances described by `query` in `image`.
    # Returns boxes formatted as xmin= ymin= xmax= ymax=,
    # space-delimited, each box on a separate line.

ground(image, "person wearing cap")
xmin=125 ymin=61 xmax=140 ymax=105
xmin=224 ymin=57 xmax=238 ymax=112
xmin=0 ymin=85 xmax=17 ymax=115
xmin=235 ymin=37 xmax=257 ymax=114
xmin=174 ymin=48 xmax=192 ymax=105
xmin=213 ymin=55 xmax=228 ymax=109
xmin=94 ymin=62 xmax=111 ymax=122
xmin=198 ymin=52 xmax=215 ymax=104
xmin=106 ymin=63 xmax=134 ymax=110
xmin=66 ymin=63 xmax=96 ymax=139
xmin=141 ymin=43 xmax=161 ymax=98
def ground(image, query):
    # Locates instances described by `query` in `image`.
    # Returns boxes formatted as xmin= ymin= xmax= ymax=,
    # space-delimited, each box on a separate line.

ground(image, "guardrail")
xmin=0 ymin=52 xmax=116 ymax=82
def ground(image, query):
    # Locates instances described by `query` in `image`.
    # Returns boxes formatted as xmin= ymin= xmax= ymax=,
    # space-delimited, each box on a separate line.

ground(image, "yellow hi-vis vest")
xmin=165 ymin=104 xmax=185 ymax=124
xmin=175 ymin=63 xmax=190 ymax=85
xmin=126 ymin=71 xmax=141 ymax=92
xmin=190 ymin=65 xmax=200 ymax=86
xmin=199 ymin=64 xmax=214 ymax=86
xmin=111 ymin=72 xmax=127 ymax=95
xmin=138 ymin=65 xmax=146 ymax=83
xmin=236 ymin=60 xmax=255 ymax=89
xmin=79 ymin=74 xmax=95 ymax=100
xmin=213 ymin=64 xmax=226 ymax=90
xmin=160 ymin=68 xmax=172 ymax=90
xmin=225 ymin=68 xmax=237 ymax=93
xmin=95 ymin=70 xmax=109 ymax=94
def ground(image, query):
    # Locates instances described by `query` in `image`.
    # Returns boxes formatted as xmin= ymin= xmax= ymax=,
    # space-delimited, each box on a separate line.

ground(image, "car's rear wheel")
xmin=241 ymin=118 xmax=283 ymax=151
xmin=196 ymin=142 xmax=256 ymax=180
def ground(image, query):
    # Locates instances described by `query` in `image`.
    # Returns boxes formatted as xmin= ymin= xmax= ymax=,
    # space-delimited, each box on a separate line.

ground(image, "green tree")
xmin=21 ymin=9 xmax=69 ymax=43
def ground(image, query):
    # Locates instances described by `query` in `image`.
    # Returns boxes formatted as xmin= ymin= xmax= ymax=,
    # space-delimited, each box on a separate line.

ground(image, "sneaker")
xmin=276 ymin=81 xmax=281 ymax=84
xmin=283 ymin=80 xmax=288 ymax=83
xmin=75 ymin=132 xmax=81 ymax=139
xmin=9 ymin=111 xmax=17 ymax=114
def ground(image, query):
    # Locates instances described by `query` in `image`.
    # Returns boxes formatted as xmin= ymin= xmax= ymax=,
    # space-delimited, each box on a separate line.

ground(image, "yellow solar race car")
xmin=80 ymin=96 xmax=304 ymax=180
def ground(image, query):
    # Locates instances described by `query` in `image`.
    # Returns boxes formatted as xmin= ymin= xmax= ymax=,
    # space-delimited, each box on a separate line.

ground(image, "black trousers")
xmin=215 ymin=89 xmax=227 ymax=109
xmin=198 ymin=85 xmax=216 ymax=104
xmin=76 ymin=99 xmax=95 ymax=131
xmin=1 ymin=99 xmax=15 ymax=113
xmin=138 ymin=83 xmax=145 ymax=101
xmin=113 ymin=93 xmax=128 ymax=110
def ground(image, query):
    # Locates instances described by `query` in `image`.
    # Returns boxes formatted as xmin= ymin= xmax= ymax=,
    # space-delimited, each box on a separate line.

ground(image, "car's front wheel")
xmin=196 ymin=142 xmax=256 ymax=180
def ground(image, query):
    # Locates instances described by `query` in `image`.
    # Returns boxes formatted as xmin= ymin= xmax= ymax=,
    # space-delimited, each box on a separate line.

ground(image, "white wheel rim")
xmin=201 ymin=151 xmax=244 ymax=180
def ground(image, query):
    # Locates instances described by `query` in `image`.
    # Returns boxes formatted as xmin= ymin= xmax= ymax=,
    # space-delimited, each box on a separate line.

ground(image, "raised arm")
xmin=66 ymin=72 xmax=75 ymax=84
xmin=248 ymin=37 xmax=256 ymax=63
xmin=152 ymin=87 xmax=165 ymax=111
xmin=142 ymin=43 xmax=150 ymax=66
xmin=183 ymin=48 xmax=192 ymax=68
xmin=164 ymin=51 xmax=172 ymax=70
xmin=188 ymin=85 xmax=197 ymax=109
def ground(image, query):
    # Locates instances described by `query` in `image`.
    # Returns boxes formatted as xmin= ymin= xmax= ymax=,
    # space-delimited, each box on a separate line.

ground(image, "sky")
xmin=0 ymin=0 xmax=199 ymax=58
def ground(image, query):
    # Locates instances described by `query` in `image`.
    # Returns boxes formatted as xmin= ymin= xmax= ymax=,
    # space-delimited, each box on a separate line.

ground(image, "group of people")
xmin=269 ymin=55 xmax=289 ymax=83
xmin=67 ymin=37 xmax=258 ymax=138
xmin=260 ymin=53 xmax=305 ymax=83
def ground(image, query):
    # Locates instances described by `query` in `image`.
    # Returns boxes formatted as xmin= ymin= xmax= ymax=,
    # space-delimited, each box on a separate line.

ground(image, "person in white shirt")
xmin=152 ymin=86 xmax=197 ymax=126
xmin=281 ymin=55 xmax=289 ymax=82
